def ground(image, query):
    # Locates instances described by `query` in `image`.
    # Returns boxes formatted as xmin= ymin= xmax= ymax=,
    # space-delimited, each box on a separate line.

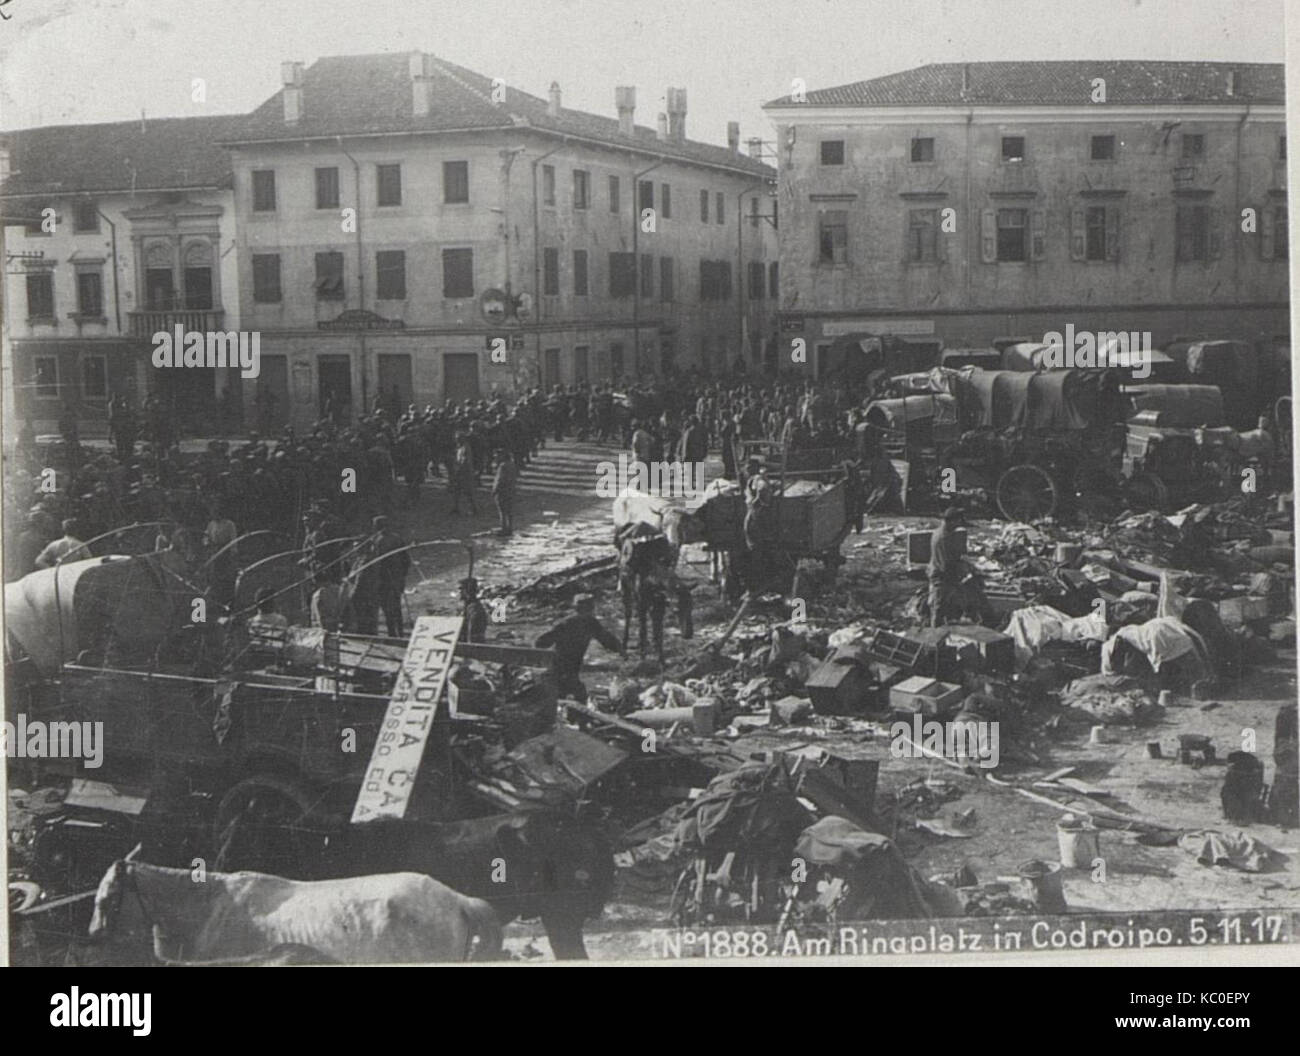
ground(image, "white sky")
xmin=0 ymin=0 xmax=1289 ymax=147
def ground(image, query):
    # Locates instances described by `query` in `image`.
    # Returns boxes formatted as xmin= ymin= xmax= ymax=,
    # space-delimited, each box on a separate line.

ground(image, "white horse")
xmin=89 ymin=858 xmax=502 ymax=964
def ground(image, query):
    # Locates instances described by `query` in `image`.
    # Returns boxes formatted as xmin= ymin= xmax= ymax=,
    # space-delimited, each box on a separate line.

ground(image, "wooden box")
xmin=805 ymin=653 xmax=871 ymax=714
xmin=889 ymin=676 xmax=963 ymax=716
xmin=778 ymin=480 xmax=847 ymax=552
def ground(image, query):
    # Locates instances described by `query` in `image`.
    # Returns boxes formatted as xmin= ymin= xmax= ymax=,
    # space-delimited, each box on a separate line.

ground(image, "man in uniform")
xmin=927 ymin=506 xmax=966 ymax=628
xmin=458 ymin=577 xmax=489 ymax=644
xmin=34 ymin=519 xmax=89 ymax=569
xmin=366 ymin=512 xmax=410 ymax=634
xmin=534 ymin=593 xmax=623 ymax=704
xmin=492 ymin=446 xmax=519 ymax=537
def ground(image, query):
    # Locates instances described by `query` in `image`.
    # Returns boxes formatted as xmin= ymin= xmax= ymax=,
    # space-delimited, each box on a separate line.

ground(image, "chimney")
xmin=615 ymin=86 xmax=636 ymax=137
xmin=656 ymin=113 xmax=669 ymax=141
xmin=409 ymin=53 xmax=434 ymax=117
xmin=727 ymin=122 xmax=740 ymax=153
xmin=666 ymin=87 xmax=687 ymax=141
xmin=1227 ymin=69 xmax=1239 ymax=97
xmin=747 ymin=137 xmax=764 ymax=159
xmin=548 ymin=81 xmax=562 ymax=117
xmin=281 ymin=61 xmax=305 ymax=124
xmin=961 ymin=63 xmax=971 ymax=93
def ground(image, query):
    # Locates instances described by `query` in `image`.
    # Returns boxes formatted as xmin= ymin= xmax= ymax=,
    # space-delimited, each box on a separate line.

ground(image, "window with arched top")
xmin=144 ymin=242 xmax=175 ymax=311
xmin=183 ymin=240 xmax=213 ymax=310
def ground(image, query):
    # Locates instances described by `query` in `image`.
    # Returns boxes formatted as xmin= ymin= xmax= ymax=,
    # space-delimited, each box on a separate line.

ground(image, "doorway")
xmin=573 ymin=345 xmax=590 ymax=385
xmin=377 ymin=353 xmax=413 ymax=417
xmin=443 ymin=353 xmax=481 ymax=404
xmin=319 ymin=355 xmax=353 ymax=423
xmin=542 ymin=347 xmax=561 ymax=390
xmin=256 ymin=354 xmax=290 ymax=432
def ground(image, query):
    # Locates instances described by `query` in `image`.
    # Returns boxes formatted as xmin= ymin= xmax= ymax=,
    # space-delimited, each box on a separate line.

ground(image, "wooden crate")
xmin=889 ymin=676 xmax=963 ymax=716
xmin=778 ymin=480 xmax=847 ymax=553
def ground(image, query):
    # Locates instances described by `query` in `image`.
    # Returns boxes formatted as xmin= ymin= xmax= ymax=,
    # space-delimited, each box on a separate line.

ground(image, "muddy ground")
xmin=379 ymin=444 xmax=1300 ymax=960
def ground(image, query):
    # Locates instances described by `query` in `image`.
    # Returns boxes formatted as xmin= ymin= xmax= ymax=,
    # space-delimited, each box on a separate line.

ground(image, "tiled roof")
xmin=232 ymin=52 xmax=772 ymax=176
xmin=765 ymin=61 xmax=1286 ymax=108
xmin=0 ymin=114 xmax=245 ymax=198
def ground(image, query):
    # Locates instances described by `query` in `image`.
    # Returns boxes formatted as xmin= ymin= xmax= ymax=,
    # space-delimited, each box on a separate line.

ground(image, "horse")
xmin=317 ymin=811 xmax=616 ymax=960
xmin=88 ymin=859 xmax=502 ymax=964
xmin=616 ymin=524 xmax=681 ymax=662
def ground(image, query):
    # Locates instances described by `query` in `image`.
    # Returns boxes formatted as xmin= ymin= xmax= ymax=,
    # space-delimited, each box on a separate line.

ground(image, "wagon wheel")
xmin=995 ymin=464 xmax=1059 ymax=522
xmin=1126 ymin=472 xmax=1169 ymax=512
xmin=213 ymin=774 xmax=322 ymax=877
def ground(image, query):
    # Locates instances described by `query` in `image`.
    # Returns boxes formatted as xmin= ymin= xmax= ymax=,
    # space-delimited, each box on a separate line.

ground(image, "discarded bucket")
xmin=1018 ymin=859 xmax=1068 ymax=914
xmin=1057 ymin=815 xmax=1101 ymax=869
xmin=1158 ymin=690 xmax=1174 ymax=708
xmin=1089 ymin=724 xmax=1108 ymax=745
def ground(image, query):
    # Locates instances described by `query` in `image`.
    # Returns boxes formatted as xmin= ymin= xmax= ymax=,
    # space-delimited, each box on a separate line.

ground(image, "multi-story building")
xmin=0 ymin=116 xmax=246 ymax=433
xmin=763 ymin=61 xmax=1288 ymax=376
xmin=226 ymin=53 xmax=778 ymax=430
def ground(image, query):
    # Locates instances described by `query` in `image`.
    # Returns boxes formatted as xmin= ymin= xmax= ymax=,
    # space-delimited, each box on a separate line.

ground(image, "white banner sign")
xmin=350 ymin=616 xmax=463 ymax=823
xmin=822 ymin=319 xmax=935 ymax=337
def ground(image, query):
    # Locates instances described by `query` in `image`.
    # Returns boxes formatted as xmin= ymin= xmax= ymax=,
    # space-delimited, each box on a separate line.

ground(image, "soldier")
xmin=592 ymin=385 xmax=614 ymax=443
xmin=492 ymin=446 xmax=519 ymax=537
xmin=58 ymin=401 xmax=81 ymax=459
xmin=34 ymin=518 xmax=89 ymax=569
xmin=534 ymin=593 xmax=623 ymax=704
xmin=546 ymin=384 xmax=568 ymax=442
xmin=927 ymin=506 xmax=966 ymax=628
xmin=458 ymin=576 xmax=489 ymax=643
xmin=108 ymin=395 xmax=138 ymax=461
xmin=449 ymin=432 xmax=478 ymax=515
xmin=367 ymin=515 xmax=410 ymax=638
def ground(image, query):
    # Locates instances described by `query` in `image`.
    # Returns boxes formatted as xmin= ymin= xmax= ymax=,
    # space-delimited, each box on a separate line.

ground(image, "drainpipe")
xmin=736 ymin=178 xmax=769 ymax=371
xmin=337 ymin=137 xmax=367 ymax=415
xmin=531 ymin=143 xmax=563 ymax=390
xmin=96 ymin=208 xmax=122 ymax=333
xmin=1234 ymin=104 xmax=1250 ymax=302
xmin=963 ymin=109 xmax=973 ymax=310
xmin=632 ymin=157 xmax=666 ymax=376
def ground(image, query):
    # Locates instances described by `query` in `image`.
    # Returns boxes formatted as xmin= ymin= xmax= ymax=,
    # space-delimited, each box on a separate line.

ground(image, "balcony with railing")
xmin=128 ymin=308 xmax=225 ymax=338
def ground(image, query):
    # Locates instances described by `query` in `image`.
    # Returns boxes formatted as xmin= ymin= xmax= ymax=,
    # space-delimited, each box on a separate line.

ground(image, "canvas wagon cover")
xmin=4 ymin=555 xmax=180 ymax=674
xmin=956 ymin=369 xmax=1100 ymax=431
xmin=1126 ymin=384 xmax=1225 ymax=427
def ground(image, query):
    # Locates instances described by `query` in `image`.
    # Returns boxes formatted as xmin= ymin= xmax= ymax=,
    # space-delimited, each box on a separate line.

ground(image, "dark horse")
xmin=322 ymin=811 xmax=614 ymax=960
xmin=616 ymin=523 xmax=692 ymax=663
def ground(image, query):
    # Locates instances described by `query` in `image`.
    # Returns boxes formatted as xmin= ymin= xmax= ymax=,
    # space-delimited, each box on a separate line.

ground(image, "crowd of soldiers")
xmin=5 ymin=370 xmax=893 ymax=644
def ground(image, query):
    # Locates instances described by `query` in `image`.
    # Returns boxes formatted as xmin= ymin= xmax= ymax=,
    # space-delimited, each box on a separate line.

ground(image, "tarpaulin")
xmin=1178 ymin=829 xmax=1282 ymax=872
xmin=1005 ymin=604 xmax=1108 ymax=665
xmin=1126 ymin=385 xmax=1225 ymax=428
xmin=1101 ymin=617 xmax=1208 ymax=674
xmin=794 ymin=815 xmax=942 ymax=919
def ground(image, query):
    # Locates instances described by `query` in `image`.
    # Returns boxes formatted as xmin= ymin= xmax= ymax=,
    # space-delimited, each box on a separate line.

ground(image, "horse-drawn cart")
xmin=4 ymin=555 xmax=561 ymax=879
xmin=859 ymin=367 xmax=1126 ymax=520
xmin=682 ymin=439 xmax=851 ymax=597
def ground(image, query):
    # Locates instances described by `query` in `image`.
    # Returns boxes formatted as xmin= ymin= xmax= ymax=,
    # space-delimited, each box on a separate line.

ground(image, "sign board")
xmin=779 ymin=316 xmax=805 ymax=333
xmin=484 ymin=334 xmax=526 ymax=351
xmin=822 ymin=319 xmax=935 ymax=337
xmin=318 ymin=309 xmax=405 ymax=331
xmin=350 ymin=616 xmax=463 ymax=824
